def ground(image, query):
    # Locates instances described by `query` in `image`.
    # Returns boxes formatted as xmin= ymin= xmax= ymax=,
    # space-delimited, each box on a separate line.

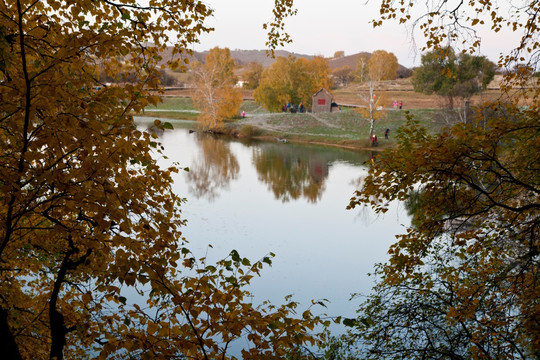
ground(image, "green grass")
xmin=142 ymin=97 xmax=454 ymax=149
xmin=148 ymin=96 xmax=195 ymax=111
xmin=239 ymin=101 xmax=268 ymax=114
xmin=140 ymin=97 xmax=198 ymax=120
xmin=142 ymin=110 xmax=199 ymax=121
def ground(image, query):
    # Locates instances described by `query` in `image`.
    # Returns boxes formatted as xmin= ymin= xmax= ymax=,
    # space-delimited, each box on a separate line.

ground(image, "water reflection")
xmin=253 ymin=144 xmax=371 ymax=203
xmin=186 ymin=133 xmax=239 ymax=201
xmin=252 ymin=145 xmax=326 ymax=203
xmin=133 ymin=120 xmax=410 ymax=340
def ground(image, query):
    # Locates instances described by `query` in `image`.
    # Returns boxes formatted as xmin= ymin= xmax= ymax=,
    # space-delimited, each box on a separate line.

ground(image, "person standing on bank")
xmin=385 ymin=128 xmax=390 ymax=139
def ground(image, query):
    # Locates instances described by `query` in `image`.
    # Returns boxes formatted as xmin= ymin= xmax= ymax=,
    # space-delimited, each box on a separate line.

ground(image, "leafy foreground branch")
xmin=90 ymin=250 xmax=327 ymax=359
xmin=341 ymin=0 xmax=540 ymax=357
xmin=347 ymin=104 xmax=539 ymax=359
xmin=0 ymin=0 xmax=325 ymax=359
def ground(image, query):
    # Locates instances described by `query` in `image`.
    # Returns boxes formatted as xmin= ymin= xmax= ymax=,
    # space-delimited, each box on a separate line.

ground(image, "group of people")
xmin=392 ymin=100 xmax=403 ymax=110
xmin=371 ymin=128 xmax=391 ymax=147
xmin=282 ymin=102 xmax=305 ymax=113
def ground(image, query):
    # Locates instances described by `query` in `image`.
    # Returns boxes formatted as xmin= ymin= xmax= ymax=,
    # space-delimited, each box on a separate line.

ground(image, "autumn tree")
xmin=368 ymin=50 xmax=399 ymax=81
xmin=348 ymin=112 xmax=539 ymax=359
xmin=243 ymin=61 xmax=264 ymax=89
xmin=413 ymin=47 xmax=496 ymax=109
xmin=190 ymin=47 xmax=243 ymax=131
xmin=0 ymin=0 xmax=325 ymax=359
xmin=334 ymin=51 xmax=345 ymax=58
xmin=355 ymin=50 xmax=398 ymax=140
xmin=352 ymin=53 xmax=370 ymax=83
xmin=346 ymin=0 xmax=540 ymax=358
xmin=332 ymin=65 xmax=354 ymax=87
xmin=253 ymin=55 xmax=332 ymax=112
xmin=309 ymin=56 xmax=334 ymax=91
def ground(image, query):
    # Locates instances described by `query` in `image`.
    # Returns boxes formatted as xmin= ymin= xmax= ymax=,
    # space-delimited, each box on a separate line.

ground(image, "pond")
xmin=137 ymin=117 xmax=410 ymax=330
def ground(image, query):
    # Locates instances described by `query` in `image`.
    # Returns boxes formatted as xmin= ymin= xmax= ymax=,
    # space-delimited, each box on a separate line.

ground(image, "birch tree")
xmin=191 ymin=47 xmax=242 ymax=131
xmin=355 ymin=50 xmax=398 ymax=139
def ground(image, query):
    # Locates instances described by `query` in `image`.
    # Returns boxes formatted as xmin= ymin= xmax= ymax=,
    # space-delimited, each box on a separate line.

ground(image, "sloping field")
xmin=162 ymin=75 xmax=521 ymax=110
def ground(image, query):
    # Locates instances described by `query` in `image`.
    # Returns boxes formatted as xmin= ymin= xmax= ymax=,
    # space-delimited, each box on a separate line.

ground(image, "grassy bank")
xmin=142 ymin=97 xmax=199 ymax=121
xmin=140 ymin=97 xmax=454 ymax=150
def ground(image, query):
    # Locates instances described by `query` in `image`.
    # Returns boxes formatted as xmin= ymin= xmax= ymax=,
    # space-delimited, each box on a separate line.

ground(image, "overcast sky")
xmin=192 ymin=0 xmax=522 ymax=68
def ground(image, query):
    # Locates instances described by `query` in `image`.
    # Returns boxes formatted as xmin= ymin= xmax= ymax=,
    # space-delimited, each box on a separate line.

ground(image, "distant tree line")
xmin=100 ymin=69 xmax=178 ymax=86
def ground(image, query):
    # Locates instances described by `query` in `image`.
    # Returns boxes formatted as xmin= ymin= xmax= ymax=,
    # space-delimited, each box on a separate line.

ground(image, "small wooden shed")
xmin=311 ymin=88 xmax=332 ymax=113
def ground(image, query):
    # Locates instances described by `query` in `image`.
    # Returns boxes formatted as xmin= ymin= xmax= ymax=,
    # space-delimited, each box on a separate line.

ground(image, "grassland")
xmin=140 ymin=97 xmax=453 ymax=150
xmin=140 ymin=78 xmax=514 ymax=150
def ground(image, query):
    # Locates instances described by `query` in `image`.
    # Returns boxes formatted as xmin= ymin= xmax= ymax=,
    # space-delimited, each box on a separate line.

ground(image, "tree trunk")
xmin=0 ymin=307 xmax=23 ymax=360
xmin=448 ymin=95 xmax=454 ymax=109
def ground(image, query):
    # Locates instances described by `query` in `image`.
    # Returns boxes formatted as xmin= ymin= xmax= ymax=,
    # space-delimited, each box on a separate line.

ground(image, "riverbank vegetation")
xmin=142 ymin=96 xmax=475 ymax=150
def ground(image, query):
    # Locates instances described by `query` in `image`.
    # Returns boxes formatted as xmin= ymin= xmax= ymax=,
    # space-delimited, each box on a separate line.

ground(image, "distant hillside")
xmin=329 ymin=52 xmax=412 ymax=78
xmin=157 ymin=48 xmax=313 ymax=68
xmin=207 ymin=49 xmax=411 ymax=76
xmin=327 ymin=52 xmax=372 ymax=69
xmin=159 ymin=48 xmax=411 ymax=77
xmin=210 ymin=49 xmax=313 ymax=67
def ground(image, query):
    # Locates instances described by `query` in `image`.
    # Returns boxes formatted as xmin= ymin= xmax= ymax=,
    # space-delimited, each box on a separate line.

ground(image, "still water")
xmin=138 ymin=117 xmax=410 ymax=325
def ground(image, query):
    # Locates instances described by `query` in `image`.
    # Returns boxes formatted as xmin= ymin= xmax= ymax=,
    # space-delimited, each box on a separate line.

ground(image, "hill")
xmin=159 ymin=47 xmax=410 ymax=73
xmin=328 ymin=52 xmax=412 ymax=78
xmin=157 ymin=48 xmax=313 ymax=68
xmin=327 ymin=52 xmax=372 ymax=69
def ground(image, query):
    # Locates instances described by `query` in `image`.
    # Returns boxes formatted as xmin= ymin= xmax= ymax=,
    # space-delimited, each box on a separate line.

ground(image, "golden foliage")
xmin=368 ymin=50 xmax=398 ymax=81
xmin=254 ymin=56 xmax=332 ymax=111
xmin=0 ymin=1 xmax=323 ymax=359
xmin=344 ymin=1 xmax=540 ymax=358
xmin=348 ymin=111 xmax=540 ymax=358
xmin=191 ymin=47 xmax=243 ymax=131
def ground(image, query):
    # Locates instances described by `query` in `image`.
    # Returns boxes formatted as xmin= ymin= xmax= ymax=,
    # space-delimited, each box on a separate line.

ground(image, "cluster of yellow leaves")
xmin=90 ymin=251 xmax=327 ymax=359
xmin=253 ymin=56 xmax=332 ymax=112
xmin=354 ymin=50 xmax=398 ymax=83
xmin=263 ymin=0 xmax=297 ymax=55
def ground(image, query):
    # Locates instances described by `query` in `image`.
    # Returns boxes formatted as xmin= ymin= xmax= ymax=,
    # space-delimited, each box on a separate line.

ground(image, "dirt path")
xmin=306 ymin=113 xmax=340 ymax=128
xmin=236 ymin=113 xmax=291 ymax=132
xmin=237 ymin=111 xmax=341 ymax=133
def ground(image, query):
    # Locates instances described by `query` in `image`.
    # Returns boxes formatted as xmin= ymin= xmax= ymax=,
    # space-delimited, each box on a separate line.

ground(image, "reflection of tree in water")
xmin=253 ymin=145 xmax=329 ymax=203
xmin=187 ymin=133 xmax=239 ymax=201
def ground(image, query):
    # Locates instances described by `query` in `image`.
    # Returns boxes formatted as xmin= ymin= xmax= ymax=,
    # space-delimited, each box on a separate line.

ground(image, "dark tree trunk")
xmin=49 ymin=310 xmax=67 ymax=360
xmin=0 ymin=307 xmax=23 ymax=360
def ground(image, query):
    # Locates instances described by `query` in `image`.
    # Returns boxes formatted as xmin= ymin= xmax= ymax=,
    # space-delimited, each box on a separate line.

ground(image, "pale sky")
xmin=192 ymin=0 xmax=523 ymax=68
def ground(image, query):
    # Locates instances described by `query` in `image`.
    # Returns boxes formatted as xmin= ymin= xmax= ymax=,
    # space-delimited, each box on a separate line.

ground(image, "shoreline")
xmin=138 ymin=112 xmax=393 ymax=152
